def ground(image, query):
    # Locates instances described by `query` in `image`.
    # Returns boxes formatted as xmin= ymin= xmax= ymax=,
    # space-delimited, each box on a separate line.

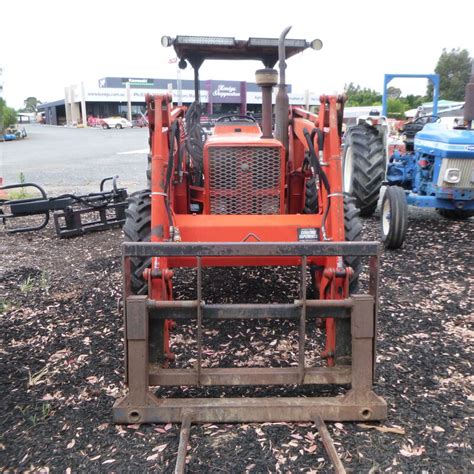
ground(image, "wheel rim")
xmin=382 ymin=196 xmax=391 ymax=236
xmin=343 ymin=146 xmax=353 ymax=193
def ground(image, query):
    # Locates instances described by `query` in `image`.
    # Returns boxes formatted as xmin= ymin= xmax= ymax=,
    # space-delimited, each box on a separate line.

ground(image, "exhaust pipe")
xmin=464 ymin=62 xmax=474 ymax=128
xmin=275 ymin=26 xmax=291 ymax=150
xmin=255 ymin=69 xmax=278 ymax=138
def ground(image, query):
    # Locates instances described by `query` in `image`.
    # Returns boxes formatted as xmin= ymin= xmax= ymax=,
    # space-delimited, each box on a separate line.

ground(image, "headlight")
xmin=161 ymin=36 xmax=173 ymax=47
xmin=444 ymin=168 xmax=461 ymax=184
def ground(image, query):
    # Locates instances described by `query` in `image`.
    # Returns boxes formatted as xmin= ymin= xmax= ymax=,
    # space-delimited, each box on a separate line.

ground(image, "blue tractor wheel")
xmin=380 ymin=186 xmax=408 ymax=249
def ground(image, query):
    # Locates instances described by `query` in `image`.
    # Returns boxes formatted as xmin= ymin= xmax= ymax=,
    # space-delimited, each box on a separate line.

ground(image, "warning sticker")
xmin=297 ymin=228 xmax=320 ymax=241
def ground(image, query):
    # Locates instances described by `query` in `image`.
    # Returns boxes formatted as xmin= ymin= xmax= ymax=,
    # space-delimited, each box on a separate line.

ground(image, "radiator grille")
xmin=208 ymin=146 xmax=281 ymax=214
xmin=437 ymin=158 xmax=474 ymax=189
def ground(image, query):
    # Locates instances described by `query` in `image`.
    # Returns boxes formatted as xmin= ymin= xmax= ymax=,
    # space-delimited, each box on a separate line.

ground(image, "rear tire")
xmin=343 ymin=124 xmax=385 ymax=216
xmin=381 ymin=186 xmax=408 ymax=249
xmin=115 ymin=124 xmax=122 ymax=129
xmin=437 ymin=208 xmax=474 ymax=219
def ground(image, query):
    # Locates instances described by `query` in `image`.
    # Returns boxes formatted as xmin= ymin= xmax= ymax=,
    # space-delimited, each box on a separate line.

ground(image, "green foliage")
xmin=20 ymin=276 xmax=35 ymax=294
xmin=427 ymin=48 xmax=472 ymax=100
xmin=17 ymin=402 xmax=53 ymax=426
xmin=344 ymin=82 xmax=382 ymax=106
xmin=7 ymin=173 xmax=33 ymax=200
xmin=20 ymin=96 xmax=42 ymax=113
xmin=40 ymin=271 xmax=51 ymax=294
xmin=0 ymin=98 xmax=18 ymax=130
xmin=344 ymin=82 xmax=425 ymax=118
xmin=387 ymin=86 xmax=402 ymax=100
xmin=387 ymin=98 xmax=406 ymax=118
xmin=405 ymin=94 xmax=425 ymax=109
xmin=0 ymin=298 xmax=12 ymax=313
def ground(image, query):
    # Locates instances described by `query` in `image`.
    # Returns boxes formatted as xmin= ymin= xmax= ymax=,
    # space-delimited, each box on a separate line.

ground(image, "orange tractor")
xmin=113 ymin=29 xmax=386 ymax=426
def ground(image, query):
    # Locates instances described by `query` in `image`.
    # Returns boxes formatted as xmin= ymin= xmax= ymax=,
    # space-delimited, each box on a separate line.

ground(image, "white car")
xmin=100 ymin=117 xmax=132 ymax=129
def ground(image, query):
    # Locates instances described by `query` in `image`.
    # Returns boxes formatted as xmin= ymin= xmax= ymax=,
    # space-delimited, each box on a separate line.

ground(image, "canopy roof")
xmin=170 ymin=35 xmax=313 ymax=68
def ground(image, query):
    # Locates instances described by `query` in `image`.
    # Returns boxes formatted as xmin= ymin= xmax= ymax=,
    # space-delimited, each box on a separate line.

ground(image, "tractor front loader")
xmin=113 ymin=29 xmax=386 ymax=427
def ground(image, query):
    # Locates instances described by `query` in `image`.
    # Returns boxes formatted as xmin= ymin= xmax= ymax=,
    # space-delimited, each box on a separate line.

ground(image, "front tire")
xmin=303 ymin=177 xmax=319 ymax=214
xmin=123 ymin=190 xmax=151 ymax=294
xmin=123 ymin=190 xmax=167 ymax=362
xmin=381 ymin=186 xmax=408 ymax=249
xmin=334 ymin=194 xmax=363 ymax=365
xmin=344 ymin=194 xmax=362 ymax=291
xmin=343 ymin=124 xmax=385 ymax=216
xmin=115 ymin=124 xmax=123 ymax=129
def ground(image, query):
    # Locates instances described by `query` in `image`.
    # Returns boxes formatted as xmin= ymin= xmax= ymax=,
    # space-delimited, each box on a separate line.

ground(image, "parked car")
xmin=99 ymin=117 xmax=132 ymax=129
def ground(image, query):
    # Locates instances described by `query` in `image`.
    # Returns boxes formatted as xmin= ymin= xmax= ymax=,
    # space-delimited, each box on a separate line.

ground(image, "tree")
xmin=21 ymin=96 xmax=42 ymax=113
xmin=0 ymin=98 xmax=17 ymax=130
xmin=404 ymin=94 xmax=425 ymax=109
xmin=427 ymin=48 xmax=472 ymax=101
xmin=387 ymin=86 xmax=402 ymax=100
xmin=386 ymin=98 xmax=406 ymax=118
xmin=344 ymin=82 xmax=382 ymax=106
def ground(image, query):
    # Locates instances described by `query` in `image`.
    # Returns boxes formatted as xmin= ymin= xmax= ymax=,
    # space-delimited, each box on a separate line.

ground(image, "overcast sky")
xmin=1 ymin=0 xmax=473 ymax=109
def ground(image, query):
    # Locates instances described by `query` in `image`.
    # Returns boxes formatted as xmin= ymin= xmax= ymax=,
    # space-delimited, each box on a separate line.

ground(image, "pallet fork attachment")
xmin=0 ymin=177 xmax=128 ymax=237
xmin=172 ymin=411 xmax=346 ymax=473
xmin=113 ymin=241 xmax=386 ymax=424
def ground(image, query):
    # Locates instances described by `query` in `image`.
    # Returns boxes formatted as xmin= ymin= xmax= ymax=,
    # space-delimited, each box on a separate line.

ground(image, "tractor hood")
xmin=415 ymin=123 xmax=474 ymax=158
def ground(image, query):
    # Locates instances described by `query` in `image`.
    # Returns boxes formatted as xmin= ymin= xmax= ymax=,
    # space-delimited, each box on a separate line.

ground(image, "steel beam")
xmin=123 ymin=241 xmax=379 ymax=258
xmin=149 ymin=366 xmax=352 ymax=386
xmin=113 ymin=395 xmax=387 ymax=423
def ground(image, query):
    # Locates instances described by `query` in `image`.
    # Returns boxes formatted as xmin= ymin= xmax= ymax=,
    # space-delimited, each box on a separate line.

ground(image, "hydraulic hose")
xmin=163 ymin=120 xmax=181 ymax=228
xmin=184 ymin=101 xmax=206 ymax=185
xmin=303 ymin=128 xmax=331 ymax=232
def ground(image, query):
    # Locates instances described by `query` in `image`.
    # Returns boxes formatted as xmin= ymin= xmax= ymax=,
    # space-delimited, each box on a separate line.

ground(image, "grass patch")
xmin=20 ymin=276 xmax=35 ymax=294
xmin=0 ymin=298 xmax=13 ymax=313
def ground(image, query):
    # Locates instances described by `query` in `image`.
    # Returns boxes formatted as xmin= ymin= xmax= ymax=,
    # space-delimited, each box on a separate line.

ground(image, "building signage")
xmin=209 ymin=80 xmax=242 ymax=104
xmin=212 ymin=84 xmax=240 ymax=99
xmin=72 ymin=86 xmax=209 ymax=103
xmin=121 ymin=78 xmax=155 ymax=87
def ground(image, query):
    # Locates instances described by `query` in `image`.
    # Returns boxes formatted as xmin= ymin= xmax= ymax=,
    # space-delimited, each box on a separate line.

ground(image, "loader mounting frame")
xmin=113 ymin=241 xmax=387 ymax=424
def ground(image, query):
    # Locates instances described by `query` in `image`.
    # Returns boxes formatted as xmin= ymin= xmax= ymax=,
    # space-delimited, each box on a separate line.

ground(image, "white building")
xmin=38 ymin=76 xmax=320 ymax=126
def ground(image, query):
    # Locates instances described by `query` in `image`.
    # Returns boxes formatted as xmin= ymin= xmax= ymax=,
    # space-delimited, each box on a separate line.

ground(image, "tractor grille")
xmin=437 ymin=158 xmax=474 ymax=189
xmin=208 ymin=146 xmax=281 ymax=214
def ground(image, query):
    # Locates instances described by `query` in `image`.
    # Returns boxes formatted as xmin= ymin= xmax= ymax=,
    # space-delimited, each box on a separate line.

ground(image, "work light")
xmin=444 ymin=168 xmax=461 ymax=184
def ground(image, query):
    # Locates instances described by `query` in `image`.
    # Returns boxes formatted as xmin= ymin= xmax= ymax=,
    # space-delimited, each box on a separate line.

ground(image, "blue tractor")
xmin=343 ymin=71 xmax=474 ymax=249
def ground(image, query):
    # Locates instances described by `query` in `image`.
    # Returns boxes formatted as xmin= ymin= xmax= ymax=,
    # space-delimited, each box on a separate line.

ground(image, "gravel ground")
xmin=0 ymin=211 xmax=472 ymax=472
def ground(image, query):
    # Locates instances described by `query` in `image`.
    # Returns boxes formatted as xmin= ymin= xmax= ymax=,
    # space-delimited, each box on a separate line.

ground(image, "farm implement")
xmin=0 ymin=176 xmax=128 ymax=238
xmin=113 ymin=28 xmax=386 ymax=470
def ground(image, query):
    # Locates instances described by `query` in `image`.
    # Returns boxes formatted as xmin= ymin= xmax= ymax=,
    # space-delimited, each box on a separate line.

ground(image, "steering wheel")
xmin=414 ymin=115 xmax=440 ymax=125
xmin=216 ymin=115 xmax=257 ymax=123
